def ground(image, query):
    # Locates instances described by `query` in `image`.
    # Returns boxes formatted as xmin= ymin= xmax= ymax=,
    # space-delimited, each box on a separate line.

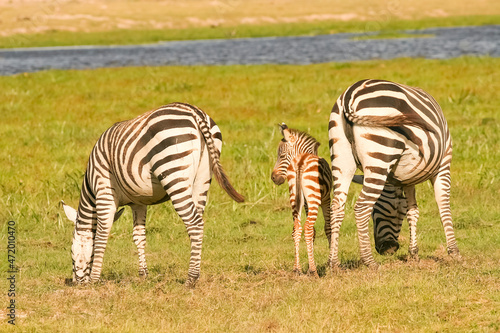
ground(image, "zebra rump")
xmin=328 ymin=79 xmax=459 ymax=268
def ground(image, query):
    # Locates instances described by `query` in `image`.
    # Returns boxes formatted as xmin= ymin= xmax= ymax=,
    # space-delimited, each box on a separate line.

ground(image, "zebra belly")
xmin=113 ymin=172 xmax=170 ymax=206
xmin=390 ymin=145 xmax=434 ymax=185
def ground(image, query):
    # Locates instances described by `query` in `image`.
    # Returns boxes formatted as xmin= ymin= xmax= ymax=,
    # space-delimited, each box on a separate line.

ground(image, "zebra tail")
xmin=212 ymin=161 xmax=245 ymax=203
xmin=193 ymin=109 xmax=245 ymax=203
xmin=294 ymin=159 xmax=303 ymax=211
xmin=344 ymin=113 xmax=436 ymax=133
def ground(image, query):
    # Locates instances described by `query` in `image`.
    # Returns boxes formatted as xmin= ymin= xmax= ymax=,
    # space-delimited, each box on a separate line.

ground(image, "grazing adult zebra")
xmin=62 ymin=102 xmax=244 ymax=288
xmin=328 ymin=79 xmax=460 ymax=268
xmin=271 ymin=124 xmax=332 ymax=276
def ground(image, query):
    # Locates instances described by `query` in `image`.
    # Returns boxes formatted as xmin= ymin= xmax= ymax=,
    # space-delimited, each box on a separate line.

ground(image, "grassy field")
xmin=0 ymin=56 xmax=499 ymax=331
xmin=1 ymin=0 xmax=499 ymax=48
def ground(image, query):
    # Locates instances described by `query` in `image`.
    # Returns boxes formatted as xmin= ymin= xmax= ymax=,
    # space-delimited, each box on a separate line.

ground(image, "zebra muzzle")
xmin=271 ymin=171 xmax=286 ymax=185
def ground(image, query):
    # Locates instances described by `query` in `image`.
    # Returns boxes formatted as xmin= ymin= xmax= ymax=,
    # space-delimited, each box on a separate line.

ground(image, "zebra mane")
xmin=286 ymin=128 xmax=321 ymax=155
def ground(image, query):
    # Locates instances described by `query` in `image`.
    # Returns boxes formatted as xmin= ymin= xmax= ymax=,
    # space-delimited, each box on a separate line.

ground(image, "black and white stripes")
xmin=328 ymin=79 xmax=459 ymax=268
xmin=63 ymin=102 xmax=243 ymax=287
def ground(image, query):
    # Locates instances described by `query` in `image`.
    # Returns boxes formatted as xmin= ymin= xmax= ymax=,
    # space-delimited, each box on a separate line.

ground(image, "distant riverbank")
xmin=1 ymin=25 xmax=499 ymax=76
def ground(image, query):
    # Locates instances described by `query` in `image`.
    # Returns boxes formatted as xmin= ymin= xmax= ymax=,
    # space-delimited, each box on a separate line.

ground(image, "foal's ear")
xmin=61 ymin=200 xmax=77 ymax=225
xmin=278 ymin=123 xmax=290 ymax=141
xmin=278 ymin=123 xmax=288 ymax=137
xmin=278 ymin=123 xmax=293 ymax=142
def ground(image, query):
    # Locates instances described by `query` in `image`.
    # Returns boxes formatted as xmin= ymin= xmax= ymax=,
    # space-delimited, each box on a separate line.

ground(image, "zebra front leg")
xmin=131 ymin=204 xmax=148 ymax=277
xmin=89 ymin=196 xmax=118 ymax=283
xmin=404 ymin=186 xmax=419 ymax=259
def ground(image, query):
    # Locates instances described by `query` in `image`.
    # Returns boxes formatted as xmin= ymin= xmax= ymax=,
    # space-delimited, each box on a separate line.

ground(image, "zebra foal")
xmin=62 ymin=102 xmax=244 ymax=288
xmin=271 ymin=124 xmax=332 ymax=276
xmin=328 ymin=79 xmax=460 ymax=269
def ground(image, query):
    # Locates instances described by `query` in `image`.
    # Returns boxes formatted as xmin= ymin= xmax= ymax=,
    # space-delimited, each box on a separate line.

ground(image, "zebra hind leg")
xmin=131 ymin=204 xmax=149 ymax=277
xmin=292 ymin=218 xmax=302 ymax=274
xmin=182 ymin=203 xmax=205 ymax=288
xmin=160 ymin=178 xmax=205 ymax=288
xmin=304 ymin=210 xmax=319 ymax=277
xmin=431 ymin=168 xmax=460 ymax=258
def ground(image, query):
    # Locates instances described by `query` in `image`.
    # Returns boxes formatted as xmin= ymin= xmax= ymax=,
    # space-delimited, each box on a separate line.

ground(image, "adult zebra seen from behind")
xmin=62 ymin=102 xmax=244 ymax=288
xmin=328 ymin=79 xmax=460 ymax=269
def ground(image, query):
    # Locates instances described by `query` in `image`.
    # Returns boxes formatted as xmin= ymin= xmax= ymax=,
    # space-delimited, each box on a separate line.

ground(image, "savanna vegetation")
xmin=1 ymin=0 xmax=499 ymax=331
xmin=0 ymin=57 xmax=499 ymax=331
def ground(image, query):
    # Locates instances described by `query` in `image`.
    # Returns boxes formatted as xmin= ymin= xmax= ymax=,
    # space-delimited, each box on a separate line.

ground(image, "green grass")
xmin=1 ymin=15 xmax=499 ymax=49
xmin=0 ymin=57 xmax=499 ymax=331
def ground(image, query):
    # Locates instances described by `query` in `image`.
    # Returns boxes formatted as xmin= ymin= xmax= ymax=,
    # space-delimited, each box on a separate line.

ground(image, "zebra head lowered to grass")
xmin=62 ymin=102 xmax=244 ymax=288
xmin=272 ymin=124 xmax=332 ymax=276
xmin=328 ymin=79 xmax=460 ymax=269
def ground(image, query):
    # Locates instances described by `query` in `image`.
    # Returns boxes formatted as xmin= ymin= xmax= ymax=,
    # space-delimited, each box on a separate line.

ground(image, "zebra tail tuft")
xmin=212 ymin=162 xmax=245 ymax=203
xmin=192 ymin=107 xmax=245 ymax=203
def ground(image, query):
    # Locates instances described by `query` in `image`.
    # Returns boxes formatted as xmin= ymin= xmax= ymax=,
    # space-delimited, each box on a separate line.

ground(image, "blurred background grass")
xmin=1 ymin=0 xmax=499 ymax=48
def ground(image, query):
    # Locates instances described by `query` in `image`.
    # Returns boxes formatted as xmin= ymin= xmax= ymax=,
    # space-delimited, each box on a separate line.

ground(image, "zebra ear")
xmin=278 ymin=123 xmax=289 ymax=138
xmin=279 ymin=124 xmax=293 ymax=142
xmin=61 ymin=200 xmax=77 ymax=225
xmin=278 ymin=122 xmax=288 ymax=133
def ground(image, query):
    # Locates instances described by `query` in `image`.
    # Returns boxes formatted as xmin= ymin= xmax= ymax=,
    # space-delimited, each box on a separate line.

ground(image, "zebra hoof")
xmin=185 ymin=275 xmax=199 ymax=289
xmin=408 ymin=253 xmax=420 ymax=262
xmin=308 ymin=270 xmax=319 ymax=278
xmin=89 ymin=278 xmax=103 ymax=285
xmin=448 ymin=248 xmax=461 ymax=259
xmin=327 ymin=259 xmax=340 ymax=268
xmin=376 ymin=240 xmax=400 ymax=255
xmin=138 ymin=268 xmax=149 ymax=278
xmin=408 ymin=247 xmax=419 ymax=260
xmin=185 ymin=280 xmax=197 ymax=289
xmin=292 ymin=268 xmax=301 ymax=275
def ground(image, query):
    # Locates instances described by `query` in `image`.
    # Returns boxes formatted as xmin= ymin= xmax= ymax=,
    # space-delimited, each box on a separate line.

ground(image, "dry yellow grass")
xmin=1 ymin=0 xmax=500 ymax=37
